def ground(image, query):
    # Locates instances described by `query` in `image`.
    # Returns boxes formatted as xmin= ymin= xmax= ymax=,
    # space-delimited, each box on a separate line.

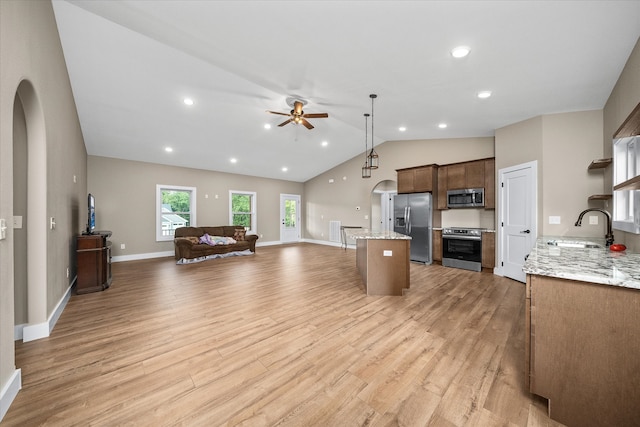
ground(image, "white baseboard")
xmin=20 ymin=279 xmax=73 ymax=342
xmin=111 ymin=239 xmax=353 ymax=263
xmin=111 ymin=250 xmax=174 ymax=263
xmin=255 ymin=240 xmax=283 ymax=247
xmin=0 ymin=369 xmax=21 ymax=422
xmin=302 ymin=238 xmax=355 ymax=249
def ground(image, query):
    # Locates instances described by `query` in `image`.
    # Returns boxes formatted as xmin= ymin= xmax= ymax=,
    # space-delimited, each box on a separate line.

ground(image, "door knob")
xmin=520 ymin=229 xmax=531 ymax=234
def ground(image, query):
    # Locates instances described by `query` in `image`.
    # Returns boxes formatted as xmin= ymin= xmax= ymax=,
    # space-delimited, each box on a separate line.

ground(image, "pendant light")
xmin=361 ymin=113 xmax=371 ymax=179
xmin=367 ymin=94 xmax=379 ymax=169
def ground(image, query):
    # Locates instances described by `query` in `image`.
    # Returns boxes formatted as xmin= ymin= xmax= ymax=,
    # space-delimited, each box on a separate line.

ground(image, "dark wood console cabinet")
xmin=76 ymin=231 xmax=112 ymax=294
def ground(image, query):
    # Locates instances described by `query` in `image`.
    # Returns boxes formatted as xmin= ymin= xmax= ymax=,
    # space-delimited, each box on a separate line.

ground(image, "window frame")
xmin=156 ymin=184 xmax=197 ymax=241
xmin=612 ymin=135 xmax=640 ymax=234
xmin=229 ymin=190 xmax=257 ymax=233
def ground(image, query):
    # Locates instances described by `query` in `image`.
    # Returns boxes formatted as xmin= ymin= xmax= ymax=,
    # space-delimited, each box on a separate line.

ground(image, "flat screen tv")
xmin=87 ymin=193 xmax=96 ymax=234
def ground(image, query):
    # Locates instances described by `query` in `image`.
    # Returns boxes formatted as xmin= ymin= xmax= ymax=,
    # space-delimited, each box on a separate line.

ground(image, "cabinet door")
xmin=466 ymin=161 xmax=485 ymax=188
xmin=433 ymin=229 xmax=442 ymax=262
xmin=413 ymin=166 xmax=435 ymax=192
xmin=437 ymin=166 xmax=448 ymax=209
xmin=481 ymin=232 xmax=495 ymax=268
xmin=447 ymin=164 xmax=466 ymax=189
xmin=397 ymin=169 xmax=415 ymax=194
xmin=484 ymin=158 xmax=495 ymax=209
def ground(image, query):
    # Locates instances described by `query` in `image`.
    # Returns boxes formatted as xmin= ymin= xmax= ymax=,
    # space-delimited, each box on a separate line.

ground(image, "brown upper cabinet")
xmin=446 ymin=160 xmax=484 ymax=190
xmin=396 ymin=164 xmax=438 ymax=194
xmin=433 ymin=158 xmax=495 ymax=209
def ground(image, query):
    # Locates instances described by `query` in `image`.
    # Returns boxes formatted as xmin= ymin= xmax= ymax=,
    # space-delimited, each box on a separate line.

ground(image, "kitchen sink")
xmin=546 ymin=240 xmax=602 ymax=249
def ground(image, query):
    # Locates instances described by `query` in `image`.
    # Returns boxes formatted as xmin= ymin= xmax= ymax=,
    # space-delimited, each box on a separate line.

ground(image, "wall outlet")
xmin=13 ymin=216 xmax=22 ymax=229
xmin=589 ymin=215 xmax=598 ymax=225
xmin=121 ymin=243 xmax=126 ymax=249
xmin=549 ymin=216 xmax=561 ymax=225
xmin=383 ymin=250 xmax=393 ymax=257
xmin=66 ymin=267 xmax=69 ymax=278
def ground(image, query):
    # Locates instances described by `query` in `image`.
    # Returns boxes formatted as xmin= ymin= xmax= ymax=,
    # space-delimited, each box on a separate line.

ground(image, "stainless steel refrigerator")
xmin=393 ymin=192 xmax=433 ymax=264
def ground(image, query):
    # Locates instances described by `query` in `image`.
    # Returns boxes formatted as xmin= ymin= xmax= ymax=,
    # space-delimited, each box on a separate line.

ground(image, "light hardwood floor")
xmin=4 ymin=243 xmax=564 ymax=426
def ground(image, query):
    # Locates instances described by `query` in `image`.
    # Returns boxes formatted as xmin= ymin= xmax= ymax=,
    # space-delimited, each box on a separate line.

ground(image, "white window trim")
xmin=156 ymin=184 xmax=197 ymax=241
xmin=229 ymin=190 xmax=257 ymax=233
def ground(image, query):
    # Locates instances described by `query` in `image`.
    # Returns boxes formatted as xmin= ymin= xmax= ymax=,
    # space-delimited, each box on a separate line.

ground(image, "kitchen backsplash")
xmin=441 ymin=208 xmax=496 ymax=231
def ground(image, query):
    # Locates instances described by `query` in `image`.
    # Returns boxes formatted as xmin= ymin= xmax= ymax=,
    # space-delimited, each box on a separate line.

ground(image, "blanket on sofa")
xmin=176 ymin=248 xmax=254 ymax=265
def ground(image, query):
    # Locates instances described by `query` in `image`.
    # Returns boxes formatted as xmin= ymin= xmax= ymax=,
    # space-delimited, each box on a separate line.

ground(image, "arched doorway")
xmin=370 ymin=180 xmax=397 ymax=232
xmin=14 ymin=80 xmax=48 ymax=342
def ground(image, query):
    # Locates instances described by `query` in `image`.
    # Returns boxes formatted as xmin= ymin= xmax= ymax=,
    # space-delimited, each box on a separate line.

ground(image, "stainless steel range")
xmin=442 ymin=227 xmax=482 ymax=272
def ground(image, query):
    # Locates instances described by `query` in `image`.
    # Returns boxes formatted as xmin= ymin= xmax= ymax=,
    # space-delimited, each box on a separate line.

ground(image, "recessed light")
xmin=282 ymin=167 xmax=288 ymax=172
xmin=165 ymin=147 xmax=173 ymax=152
xmin=321 ymin=141 xmax=329 ymax=147
xmin=399 ymin=127 xmax=407 ymax=132
xmin=264 ymin=123 xmax=271 ymax=129
xmin=477 ymin=91 xmax=492 ymax=99
xmin=451 ymin=46 xmax=470 ymax=58
xmin=183 ymin=98 xmax=194 ymax=106
xmin=230 ymin=158 xmax=237 ymax=164
xmin=438 ymin=123 xmax=448 ymax=129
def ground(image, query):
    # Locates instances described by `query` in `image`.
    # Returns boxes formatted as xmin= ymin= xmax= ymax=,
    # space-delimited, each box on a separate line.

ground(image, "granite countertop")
xmin=523 ymin=236 xmax=640 ymax=290
xmin=346 ymin=230 xmax=412 ymax=240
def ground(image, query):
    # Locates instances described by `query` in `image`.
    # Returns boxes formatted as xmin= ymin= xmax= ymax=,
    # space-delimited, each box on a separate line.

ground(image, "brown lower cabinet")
xmin=525 ymin=274 xmax=640 ymax=426
xmin=481 ymin=232 xmax=495 ymax=269
xmin=432 ymin=229 xmax=442 ymax=262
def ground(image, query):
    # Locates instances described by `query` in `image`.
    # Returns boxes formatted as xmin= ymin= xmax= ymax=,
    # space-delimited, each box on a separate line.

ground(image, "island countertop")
xmin=523 ymin=236 xmax=640 ymax=290
xmin=346 ymin=230 xmax=411 ymax=240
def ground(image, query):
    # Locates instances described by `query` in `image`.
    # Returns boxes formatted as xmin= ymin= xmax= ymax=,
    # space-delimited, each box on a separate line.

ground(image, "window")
xmin=612 ymin=135 xmax=640 ymax=234
xmin=156 ymin=185 xmax=196 ymax=241
xmin=229 ymin=191 xmax=256 ymax=233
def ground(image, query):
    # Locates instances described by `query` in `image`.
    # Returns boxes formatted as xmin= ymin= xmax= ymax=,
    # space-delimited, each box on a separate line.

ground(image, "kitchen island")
xmin=523 ymin=236 xmax=640 ymax=427
xmin=347 ymin=230 xmax=411 ymax=296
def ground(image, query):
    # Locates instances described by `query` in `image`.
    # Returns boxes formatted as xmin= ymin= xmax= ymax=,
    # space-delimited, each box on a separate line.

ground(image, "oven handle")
xmin=442 ymin=235 xmax=482 ymax=241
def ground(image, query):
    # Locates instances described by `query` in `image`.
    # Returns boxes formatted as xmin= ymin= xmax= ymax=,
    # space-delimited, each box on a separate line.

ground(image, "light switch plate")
xmin=383 ymin=250 xmax=393 ymax=256
xmin=589 ymin=215 xmax=598 ymax=225
xmin=13 ymin=216 xmax=22 ymax=229
xmin=0 ymin=219 xmax=6 ymax=240
xmin=549 ymin=216 xmax=561 ymax=225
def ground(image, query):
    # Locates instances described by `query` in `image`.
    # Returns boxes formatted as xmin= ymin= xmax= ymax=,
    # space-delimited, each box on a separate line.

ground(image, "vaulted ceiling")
xmin=52 ymin=1 xmax=640 ymax=182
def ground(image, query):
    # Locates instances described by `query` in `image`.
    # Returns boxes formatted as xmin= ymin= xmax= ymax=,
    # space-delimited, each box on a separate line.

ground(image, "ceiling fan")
xmin=267 ymin=98 xmax=328 ymax=129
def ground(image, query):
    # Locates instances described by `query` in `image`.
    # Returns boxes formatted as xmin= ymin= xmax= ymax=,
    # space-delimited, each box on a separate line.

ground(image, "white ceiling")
xmin=52 ymin=0 xmax=640 ymax=182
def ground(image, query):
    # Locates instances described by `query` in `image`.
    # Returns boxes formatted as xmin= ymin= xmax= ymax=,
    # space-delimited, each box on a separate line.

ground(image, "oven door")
xmin=442 ymin=235 xmax=482 ymax=265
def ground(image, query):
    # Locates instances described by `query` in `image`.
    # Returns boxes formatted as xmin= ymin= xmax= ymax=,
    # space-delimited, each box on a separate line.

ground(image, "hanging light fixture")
xmin=361 ymin=113 xmax=371 ymax=179
xmin=367 ymin=94 xmax=379 ymax=169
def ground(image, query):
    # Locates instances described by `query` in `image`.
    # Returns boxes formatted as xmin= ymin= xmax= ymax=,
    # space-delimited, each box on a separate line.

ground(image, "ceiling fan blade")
xmin=278 ymin=119 xmax=293 ymax=127
xmin=302 ymin=113 xmax=328 ymax=119
xmin=267 ymin=110 xmax=292 ymax=117
xmin=301 ymin=118 xmax=314 ymax=129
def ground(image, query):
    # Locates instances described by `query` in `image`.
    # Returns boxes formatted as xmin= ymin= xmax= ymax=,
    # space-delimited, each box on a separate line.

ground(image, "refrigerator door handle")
xmin=406 ymin=206 xmax=411 ymax=234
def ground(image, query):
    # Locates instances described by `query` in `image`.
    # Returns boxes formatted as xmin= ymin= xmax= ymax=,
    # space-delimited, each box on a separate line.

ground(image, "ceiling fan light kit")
xmin=266 ymin=97 xmax=328 ymax=130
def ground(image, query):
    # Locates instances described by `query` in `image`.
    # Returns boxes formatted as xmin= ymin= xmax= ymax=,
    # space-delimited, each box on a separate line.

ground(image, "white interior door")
xmin=280 ymin=194 xmax=301 ymax=243
xmin=499 ymin=161 xmax=537 ymax=283
xmin=380 ymin=191 xmax=395 ymax=232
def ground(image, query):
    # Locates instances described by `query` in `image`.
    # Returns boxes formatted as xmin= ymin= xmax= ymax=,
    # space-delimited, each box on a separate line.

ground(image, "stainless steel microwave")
xmin=447 ymin=188 xmax=485 ymax=208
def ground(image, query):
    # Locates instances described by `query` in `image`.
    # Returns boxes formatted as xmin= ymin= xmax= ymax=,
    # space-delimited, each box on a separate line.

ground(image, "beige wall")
xmin=604 ymin=37 xmax=640 ymax=251
xmin=88 ymin=156 xmax=304 ymax=256
xmin=496 ymin=110 xmax=605 ymax=239
xmin=303 ymin=137 xmax=495 ymax=241
xmin=541 ymin=110 xmax=606 ymax=237
xmin=0 ymin=0 xmax=87 ymax=413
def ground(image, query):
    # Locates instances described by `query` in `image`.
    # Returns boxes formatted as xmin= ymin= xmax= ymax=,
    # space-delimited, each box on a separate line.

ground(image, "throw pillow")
xmin=234 ymin=228 xmax=246 ymax=241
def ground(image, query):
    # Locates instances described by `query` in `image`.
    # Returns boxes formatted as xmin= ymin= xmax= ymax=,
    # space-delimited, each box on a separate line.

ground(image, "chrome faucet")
xmin=574 ymin=208 xmax=614 ymax=246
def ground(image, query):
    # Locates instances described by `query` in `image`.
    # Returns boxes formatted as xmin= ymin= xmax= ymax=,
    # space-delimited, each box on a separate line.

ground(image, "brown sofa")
xmin=174 ymin=226 xmax=258 ymax=261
